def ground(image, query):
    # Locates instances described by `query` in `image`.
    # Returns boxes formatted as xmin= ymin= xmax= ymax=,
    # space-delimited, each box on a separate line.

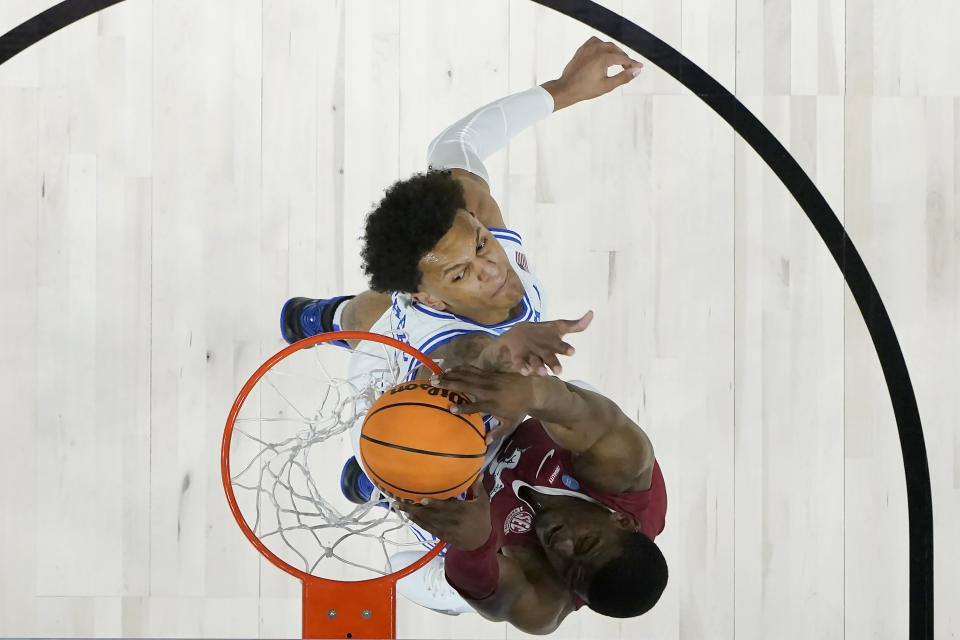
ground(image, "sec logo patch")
xmin=504 ymin=506 xmax=533 ymax=534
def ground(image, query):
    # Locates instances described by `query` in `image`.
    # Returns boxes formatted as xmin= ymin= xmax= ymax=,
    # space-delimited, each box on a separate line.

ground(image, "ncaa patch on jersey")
xmin=504 ymin=506 xmax=533 ymax=534
xmin=561 ymin=474 xmax=580 ymax=490
xmin=515 ymin=251 xmax=530 ymax=272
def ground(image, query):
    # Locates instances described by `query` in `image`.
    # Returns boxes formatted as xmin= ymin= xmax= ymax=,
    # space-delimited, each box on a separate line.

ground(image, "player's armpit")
xmin=464 ymin=553 xmax=573 ymax=635
xmin=448 ymin=169 xmax=506 ymax=229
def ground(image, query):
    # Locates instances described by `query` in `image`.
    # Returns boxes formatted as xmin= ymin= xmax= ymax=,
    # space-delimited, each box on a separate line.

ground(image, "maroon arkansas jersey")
xmin=483 ymin=418 xmax=667 ymax=549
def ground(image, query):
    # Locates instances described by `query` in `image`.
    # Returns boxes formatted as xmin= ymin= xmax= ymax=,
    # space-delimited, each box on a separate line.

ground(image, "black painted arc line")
xmin=0 ymin=0 xmax=126 ymax=66
xmin=529 ymin=0 xmax=933 ymax=637
xmin=0 ymin=0 xmax=933 ymax=636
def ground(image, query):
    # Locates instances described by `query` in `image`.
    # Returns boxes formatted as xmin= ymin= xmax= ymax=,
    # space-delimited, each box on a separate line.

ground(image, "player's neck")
xmin=447 ymin=301 xmax=524 ymax=325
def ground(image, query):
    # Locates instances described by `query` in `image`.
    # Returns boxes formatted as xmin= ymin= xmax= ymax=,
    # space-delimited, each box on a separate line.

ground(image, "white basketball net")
xmin=225 ymin=336 xmax=441 ymax=581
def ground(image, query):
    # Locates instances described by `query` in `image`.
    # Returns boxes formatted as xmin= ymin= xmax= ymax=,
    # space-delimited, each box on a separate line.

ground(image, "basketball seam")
xmin=365 ymin=401 xmax=486 ymax=442
xmin=359 ymin=434 xmax=485 ymax=459
xmin=364 ymin=463 xmax=481 ymax=497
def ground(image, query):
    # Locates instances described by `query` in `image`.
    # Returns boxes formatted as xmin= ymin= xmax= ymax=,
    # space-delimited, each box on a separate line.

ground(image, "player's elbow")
xmin=472 ymin=587 xmax=566 ymax=633
xmin=470 ymin=604 xmax=557 ymax=634
xmin=508 ymin=608 xmax=563 ymax=635
xmin=506 ymin=593 xmax=570 ymax=635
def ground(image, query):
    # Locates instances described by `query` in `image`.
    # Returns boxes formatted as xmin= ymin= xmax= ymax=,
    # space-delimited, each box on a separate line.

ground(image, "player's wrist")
xmin=528 ymin=375 xmax=561 ymax=414
xmin=540 ymin=79 xmax=576 ymax=112
xmin=456 ymin=519 xmax=495 ymax=552
xmin=444 ymin=526 xmax=502 ymax=600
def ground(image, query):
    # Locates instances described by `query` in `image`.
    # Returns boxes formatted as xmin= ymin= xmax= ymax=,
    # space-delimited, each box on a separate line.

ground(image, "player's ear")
xmin=610 ymin=511 xmax=640 ymax=532
xmin=412 ymin=290 xmax=446 ymax=311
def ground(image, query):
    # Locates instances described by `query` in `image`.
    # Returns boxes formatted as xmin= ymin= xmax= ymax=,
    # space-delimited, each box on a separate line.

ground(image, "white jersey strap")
xmin=426 ymin=86 xmax=555 ymax=185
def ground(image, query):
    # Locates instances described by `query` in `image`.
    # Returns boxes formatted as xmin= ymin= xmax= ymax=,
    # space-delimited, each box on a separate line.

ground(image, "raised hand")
xmin=477 ymin=310 xmax=593 ymax=376
xmin=543 ymin=37 xmax=644 ymax=110
xmin=432 ymin=365 xmax=536 ymax=444
xmin=397 ymin=476 xmax=492 ymax=551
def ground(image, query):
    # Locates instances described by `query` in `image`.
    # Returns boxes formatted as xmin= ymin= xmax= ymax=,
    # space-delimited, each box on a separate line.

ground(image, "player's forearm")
xmin=412 ymin=332 xmax=495 ymax=380
xmin=447 ymin=540 xmax=566 ymax=633
xmin=426 ymin=86 xmax=555 ymax=183
xmin=527 ymin=376 xmax=627 ymax=452
xmin=444 ymin=526 xmax=503 ymax=603
xmin=539 ymin=79 xmax=576 ymax=112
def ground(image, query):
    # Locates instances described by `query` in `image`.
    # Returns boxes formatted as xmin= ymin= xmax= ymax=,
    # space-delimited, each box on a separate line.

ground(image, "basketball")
xmin=359 ymin=381 xmax=486 ymax=501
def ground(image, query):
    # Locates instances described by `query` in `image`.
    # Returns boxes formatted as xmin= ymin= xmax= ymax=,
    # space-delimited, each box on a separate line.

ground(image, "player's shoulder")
xmin=448 ymin=168 xmax=506 ymax=229
xmin=447 ymin=167 xmax=488 ymax=189
xmin=489 ymin=227 xmax=524 ymax=248
xmin=570 ymin=426 xmax=655 ymax=495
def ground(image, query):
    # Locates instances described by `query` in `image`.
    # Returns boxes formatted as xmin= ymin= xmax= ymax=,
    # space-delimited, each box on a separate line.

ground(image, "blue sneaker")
xmin=280 ymin=295 xmax=353 ymax=346
xmin=340 ymin=456 xmax=385 ymax=505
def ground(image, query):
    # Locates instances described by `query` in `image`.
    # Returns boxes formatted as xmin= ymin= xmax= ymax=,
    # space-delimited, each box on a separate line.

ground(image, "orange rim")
xmin=220 ymin=331 xmax=446 ymax=586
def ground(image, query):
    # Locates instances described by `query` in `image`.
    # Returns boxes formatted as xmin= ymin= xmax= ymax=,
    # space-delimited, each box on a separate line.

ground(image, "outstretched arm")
xmin=457 ymin=548 xmax=574 ymax=634
xmin=426 ymin=87 xmax=554 ymax=188
xmin=427 ymin=37 xmax=643 ymax=212
xmin=434 ymin=365 xmax=654 ymax=495
xmin=411 ymin=311 xmax=593 ymax=382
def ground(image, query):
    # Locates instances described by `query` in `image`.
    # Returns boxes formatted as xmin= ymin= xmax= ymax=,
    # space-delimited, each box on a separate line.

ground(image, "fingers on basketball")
xmin=361 ymin=382 xmax=486 ymax=502
xmin=467 ymin=474 xmax=487 ymax=500
xmin=438 ymin=363 xmax=484 ymax=382
xmin=487 ymin=416 xmax=523 ymax=444
xmin=443 ymin=367 xmax=500 ymax=397
xmin=400 ymin=508 xmax=441 ymax=535
xmin=449 ymin=400 xmax=482 ymax=415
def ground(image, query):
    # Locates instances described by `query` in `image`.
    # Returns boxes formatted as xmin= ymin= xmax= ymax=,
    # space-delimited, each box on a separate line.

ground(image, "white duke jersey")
xmin=348 ymin=227 xmax=546 ymax=383
xmin=346 ymin=227 xmax=545 ymax=472
xmin=346 ymin=228 xmax=546 ymax=553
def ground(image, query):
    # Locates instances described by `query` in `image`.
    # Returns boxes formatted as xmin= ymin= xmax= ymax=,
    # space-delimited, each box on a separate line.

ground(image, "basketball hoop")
xmin=221 ymin=331 xmax=446 ymax=639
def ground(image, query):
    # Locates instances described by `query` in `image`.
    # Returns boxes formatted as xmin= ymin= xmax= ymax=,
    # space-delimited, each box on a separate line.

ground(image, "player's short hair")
xmin=361 ymin=169 xmax=466 ymax=293
xmin=586 ymin=531 xmax=668 ymax=618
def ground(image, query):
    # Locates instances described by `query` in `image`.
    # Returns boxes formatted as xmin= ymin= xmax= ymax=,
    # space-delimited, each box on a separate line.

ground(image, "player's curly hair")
xmin=586 ymin=531 xmax=668 ymax=618
xmin=361 ymin=169 xmax=466 ymax=293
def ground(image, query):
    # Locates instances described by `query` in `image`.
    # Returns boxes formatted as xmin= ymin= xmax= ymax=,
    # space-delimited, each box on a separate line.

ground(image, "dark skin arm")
xmin=469 ymin=552 xmax=574 ymax=634
xmin=411 ymin=312 xmax=593 ymax=385
xmin=398 ymin=478 xmax=574 ymax=634
xmin=446 ymin=36 xmax=643 ymax=219
xmin=435 ymin=366 xmax=654 ymax=494
xmin=404 ymin=364 xmax=654 ymax=631
xmin=530 ymin=375 xmax=655 ymax=493
xmin=403 ymin=365 xmax=654 ymax=632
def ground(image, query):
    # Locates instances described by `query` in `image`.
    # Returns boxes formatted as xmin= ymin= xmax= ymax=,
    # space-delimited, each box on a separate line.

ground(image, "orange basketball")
xmin=359 ymin=381 xmax=486 ymax=501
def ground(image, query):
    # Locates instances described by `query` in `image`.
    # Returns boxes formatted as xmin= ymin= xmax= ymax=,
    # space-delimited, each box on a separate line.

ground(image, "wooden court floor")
xmin=0 ymin=1 xmax=957 ymax=638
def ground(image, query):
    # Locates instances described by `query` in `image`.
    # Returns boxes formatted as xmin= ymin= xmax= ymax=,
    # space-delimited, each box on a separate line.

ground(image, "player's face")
xmin=534 ymin=502 xmax=635 ymax=596
xmin=414 ymin=210 xmax=525 ymax=323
